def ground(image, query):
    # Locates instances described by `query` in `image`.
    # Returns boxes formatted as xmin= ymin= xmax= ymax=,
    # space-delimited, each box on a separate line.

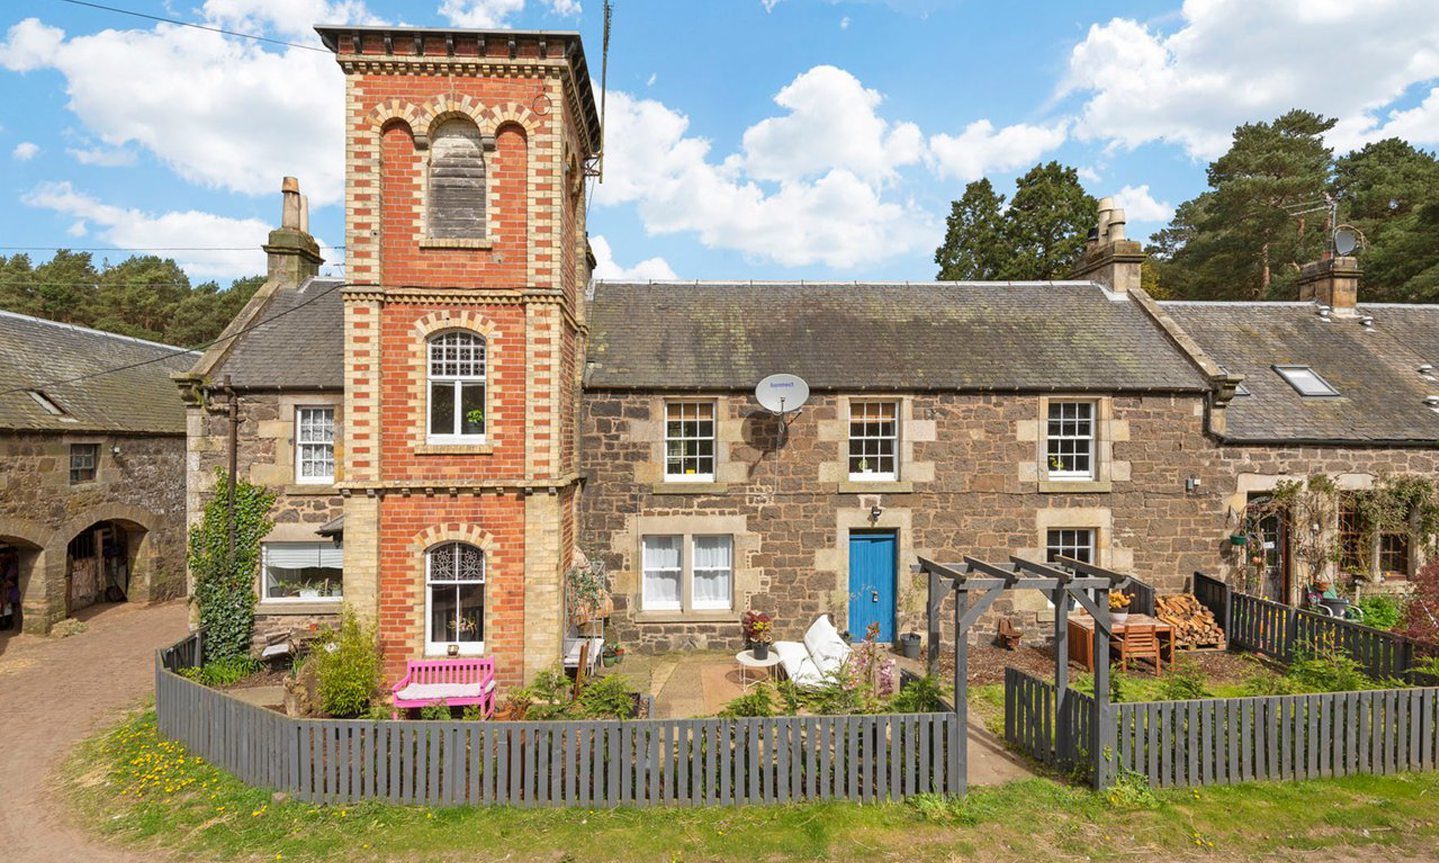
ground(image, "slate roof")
xmin=0 ymin=310 xmax=197 ymax=434
xmin=1160 ymin=301 xmax=1439 ymax=444
xmin=208 ymin=277 xmax=346 ymax=390
xmin=585 ymin=282 xmax=1211 ymax=393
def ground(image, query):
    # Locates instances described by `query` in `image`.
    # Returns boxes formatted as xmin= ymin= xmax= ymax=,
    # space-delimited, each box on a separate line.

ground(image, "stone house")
xmin=0 ymin=310 xmax=194 ymax=633
xmin=182 ymin=23 xmax=1439 ymax=688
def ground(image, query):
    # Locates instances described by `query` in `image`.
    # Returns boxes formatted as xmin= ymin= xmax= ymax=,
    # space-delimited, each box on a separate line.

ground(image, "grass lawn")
xmin=65 ymin=708 xmax=1439 ymax=863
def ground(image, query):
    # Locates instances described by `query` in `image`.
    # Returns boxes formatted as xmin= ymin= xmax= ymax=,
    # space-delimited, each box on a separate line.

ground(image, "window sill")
xmin=837 ymin=480 xmax=913 ymax=494
xmin=416 ymin=443 xmax=494 ymax=455
xmin=633 ymin=610 xmax=736 ymax=625
xmin=419 ymin=238 xmax=492 ymax=250
xmin=256 ymin=601 xmax=343 ymax=616
xmin=425 ymin=644 xmax=486 ymax=657
xmin=284 ymin=483 xmax=339 ymax=496
xmin=1038 ymin=479 xmax=1113 ymax=493
xmin=650 ymin=482 xmax=728 ymax=495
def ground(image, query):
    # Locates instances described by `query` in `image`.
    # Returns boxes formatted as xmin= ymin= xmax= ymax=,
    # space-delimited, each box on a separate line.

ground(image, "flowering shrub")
xmin=741 ymin=610 xmax=774 ymax=645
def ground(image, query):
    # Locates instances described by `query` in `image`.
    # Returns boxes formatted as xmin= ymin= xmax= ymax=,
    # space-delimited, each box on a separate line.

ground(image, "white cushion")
xmin=395 ymin=680 xmax=493 ymax=701
xmin=773 ymin=640 xmax=809 ymax=678
xmin=803 ymin=616 xmax=851 ymax=675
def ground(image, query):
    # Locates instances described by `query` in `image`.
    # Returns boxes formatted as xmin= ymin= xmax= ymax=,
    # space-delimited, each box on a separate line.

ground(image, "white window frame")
xmin=426 ymin=331 xmax=487 ymax=445
xmin=691 ymin=535 xmax=734 ymax=612
xmin=294 ymin=406 xmax=335 ymax=484
xmin=1046 ymin=528 xmax=1096 ymax=565
xmin=848 ymin=400 xmax=899 ymax=481
xmin=641 ymin=534 xmax=684 ymax=612
xmin=260 ymin=541 xmax=344 ymax=604
xmin=640 ymin=533 xmax=735 ymax=613
xmin=1045 ymin=400 xmax=1096 ymax=481
xmin=663 ymin=401 xmax=716 ymax=483
xmin=424 ymin=542 xmax=487 ymax=655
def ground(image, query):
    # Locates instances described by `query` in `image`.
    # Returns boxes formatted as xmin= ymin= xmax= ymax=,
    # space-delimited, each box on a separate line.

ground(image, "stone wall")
xmin=578 ymin=390 xmax=1439 ymax=653
xmin=185 ymin=390 xmax=346 ymax=646
xmin=0 ymin=430 xmax=186 ymax=633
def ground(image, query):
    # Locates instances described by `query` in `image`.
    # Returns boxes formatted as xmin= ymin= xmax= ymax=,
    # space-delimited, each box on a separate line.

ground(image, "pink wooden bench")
xmin=391 ymin=658 xmax=496 ymax=719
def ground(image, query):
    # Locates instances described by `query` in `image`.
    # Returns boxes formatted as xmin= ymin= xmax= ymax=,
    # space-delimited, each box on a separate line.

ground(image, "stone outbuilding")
xmin=0 ymin=310 xmax=195 ymax=633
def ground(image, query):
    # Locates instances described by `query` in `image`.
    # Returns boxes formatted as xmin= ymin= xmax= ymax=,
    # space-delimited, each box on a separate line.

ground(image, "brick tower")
xmin=317 ymin=26 xmax=599 ymax=688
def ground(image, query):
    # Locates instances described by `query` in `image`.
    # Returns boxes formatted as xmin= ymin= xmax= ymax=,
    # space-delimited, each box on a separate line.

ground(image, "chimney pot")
xmin=281 ymin=177 xmax=302 ymax=230
xmin=299 ymin=195 xmax=310 ymax=234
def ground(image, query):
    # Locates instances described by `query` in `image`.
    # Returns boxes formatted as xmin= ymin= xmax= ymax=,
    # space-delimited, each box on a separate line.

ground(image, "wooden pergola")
xmin=917 ymin=554 xmax=1142 ymax=791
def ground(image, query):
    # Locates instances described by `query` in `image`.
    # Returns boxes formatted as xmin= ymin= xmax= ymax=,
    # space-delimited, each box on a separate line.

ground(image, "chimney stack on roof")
xmin=265 ymin=176 xmax=323 ymax=286
xmin=1298 ymin=256 xmax=1361 ymax=317
xmin=1070 ymin=195 xmax=1144 ymax=293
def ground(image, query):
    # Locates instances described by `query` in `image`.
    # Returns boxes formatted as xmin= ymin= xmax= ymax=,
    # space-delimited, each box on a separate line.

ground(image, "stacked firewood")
xmin=1155 ymin=593 xmax=1226 ymax=649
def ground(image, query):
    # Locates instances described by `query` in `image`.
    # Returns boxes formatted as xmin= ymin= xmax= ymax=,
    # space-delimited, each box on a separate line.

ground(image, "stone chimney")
xmin=1069 ymin=195 xmax=1145 ymax=293
xmin=1298 ymin=256 xmax=1360 ymax=317
xmin=264 ymin=176 xmax=323 ymax=284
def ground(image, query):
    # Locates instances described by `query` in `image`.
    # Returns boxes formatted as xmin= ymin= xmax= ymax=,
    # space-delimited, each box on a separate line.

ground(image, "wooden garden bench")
xmin=391 ymin=657 xmax=496 ymax=719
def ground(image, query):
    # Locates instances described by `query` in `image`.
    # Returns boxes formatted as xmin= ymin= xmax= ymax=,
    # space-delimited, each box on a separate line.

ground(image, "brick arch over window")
xmin=428 ymin=117 xmax=489 ymax=240
xmin=366 ymin=100 xmax=424 ymax=144
xmin=412 ymin=524 xmax=496 ymax=554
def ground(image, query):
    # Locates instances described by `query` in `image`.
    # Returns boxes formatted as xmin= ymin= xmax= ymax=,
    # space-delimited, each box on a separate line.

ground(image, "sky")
xmin=1 ymin=0 xmax=1437 ymax=285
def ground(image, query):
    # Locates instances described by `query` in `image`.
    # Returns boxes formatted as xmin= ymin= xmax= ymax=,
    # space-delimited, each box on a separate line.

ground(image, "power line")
xmin=0 ymin=246 xmax=347 ymax=251
xmin=53 ymin=0 xmax=331 ymax=53
xmin=0 ymin=278 xmax=349 ymax=398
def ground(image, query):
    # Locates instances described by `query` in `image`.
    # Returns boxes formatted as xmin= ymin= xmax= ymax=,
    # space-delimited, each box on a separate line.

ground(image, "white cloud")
xmin=200 ymin=0 xmax=382 ymax=39
xmin=23 ymin=181 xmax=282 ymax=279
xmin=67 ymin=145 xmax=137 ymax=167
xmin=66 ymin=220 xmax=87 ymax=237
xmin=741 ymin=65 xmax=923 ymax=184
xmin=11 ymin=141 xmax=39 ymax=161
xmin=646 ymin=72 xmax=657 ymax=87
xmin=594 ymin=81 xmax=937 ymax=270
xmin=1063 ymin=0 xmax=1439 ymax=158
xmin=927 ymin=119 xmax=1068 ymax=182
xmin=840 ymin=16 xmax=851 ymax=29
xmin=1337 ymin=85 xmax=1439 ymax=149
xmin=439 ymin=0 xmax=580 ymax=27
xmin=0 ymin=17 xmax=346 ymax=205
xmin=589 ymin=235 xmax=677 ymax=281
xmin=1110 ymin=184 xmax=1173 ymax=224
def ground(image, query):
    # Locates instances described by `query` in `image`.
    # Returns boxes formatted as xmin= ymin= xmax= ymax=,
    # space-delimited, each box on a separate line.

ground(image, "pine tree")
xmin=934 ymin=178 xmax=1007 ymax=280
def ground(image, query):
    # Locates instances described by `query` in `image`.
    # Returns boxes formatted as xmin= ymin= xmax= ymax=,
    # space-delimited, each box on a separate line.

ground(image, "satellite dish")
xmin=755 ymin=373 xmax=810 ymax=415
xmin=1333 ymin=226 xmax=1360 ymax=256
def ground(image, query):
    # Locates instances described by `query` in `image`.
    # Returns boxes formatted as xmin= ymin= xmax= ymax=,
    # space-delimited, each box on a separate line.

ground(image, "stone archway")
xmin=0 ymin=517 xmax=53 ymax=635
xmin=51 ymin=505 xmax=164 ymax=613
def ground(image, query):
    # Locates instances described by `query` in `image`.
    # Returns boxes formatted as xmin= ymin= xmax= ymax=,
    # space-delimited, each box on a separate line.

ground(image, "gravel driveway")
xmin=0 ymin=600 xmax=187 ymax=863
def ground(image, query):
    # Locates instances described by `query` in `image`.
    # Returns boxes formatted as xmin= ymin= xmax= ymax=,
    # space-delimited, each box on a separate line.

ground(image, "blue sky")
xmin=2 ymin=0 xmax=1437 ymax=284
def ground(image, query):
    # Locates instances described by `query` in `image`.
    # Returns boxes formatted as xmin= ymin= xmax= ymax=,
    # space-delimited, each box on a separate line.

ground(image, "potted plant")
xmin=298 ymin=579 xmax=321 ymax=600
xmin=742 ymin=610 xmax=774 ymax=660
xmin=601 ymin=643 xmax=625 ymax=667
xmin=1109 ymin=591 xmax=1133 ymax=625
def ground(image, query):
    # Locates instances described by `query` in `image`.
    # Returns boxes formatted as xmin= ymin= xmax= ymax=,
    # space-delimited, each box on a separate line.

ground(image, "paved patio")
xmin=607 ymin=650 xmax=1033 ymax=787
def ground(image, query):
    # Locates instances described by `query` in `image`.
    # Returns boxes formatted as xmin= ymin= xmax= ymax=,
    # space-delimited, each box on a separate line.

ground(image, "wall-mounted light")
xmin=111 ymin=445 xmax=121 ymax=456
xmin=1185 ymin=476 xmax=1201 ymax=493
xmin=869 ymin=505 xmax=883 ymax=524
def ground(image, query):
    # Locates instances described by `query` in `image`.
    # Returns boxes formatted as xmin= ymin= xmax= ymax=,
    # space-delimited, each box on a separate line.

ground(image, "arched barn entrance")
xmin=0 ymin=535 xmax=40 ymax=635
xmin=64 ymin=519 xmax=146 ymax=613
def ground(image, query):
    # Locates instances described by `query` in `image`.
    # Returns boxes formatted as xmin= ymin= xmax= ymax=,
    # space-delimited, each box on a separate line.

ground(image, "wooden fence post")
xmin=1284 ymin=605 xmax=1299 ymax=662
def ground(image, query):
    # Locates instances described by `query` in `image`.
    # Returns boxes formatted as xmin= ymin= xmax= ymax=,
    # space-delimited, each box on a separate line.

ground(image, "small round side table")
xmin=735 ymin=649 xmax=783 ymax=689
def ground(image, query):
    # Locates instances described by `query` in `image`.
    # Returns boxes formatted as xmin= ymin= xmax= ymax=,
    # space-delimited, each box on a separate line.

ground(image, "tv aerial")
xmin=754 ymin=373 xmax=810 ymax=446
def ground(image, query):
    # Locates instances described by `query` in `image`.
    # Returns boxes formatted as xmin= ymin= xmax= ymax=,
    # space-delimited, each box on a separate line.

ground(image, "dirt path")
xmin=0 ymin=600 xmax=187 ymax=863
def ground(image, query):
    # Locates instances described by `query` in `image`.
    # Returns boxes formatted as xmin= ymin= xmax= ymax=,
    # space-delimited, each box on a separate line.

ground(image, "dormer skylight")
xmin=1273 ymin=365 xmax=1339 ymax=398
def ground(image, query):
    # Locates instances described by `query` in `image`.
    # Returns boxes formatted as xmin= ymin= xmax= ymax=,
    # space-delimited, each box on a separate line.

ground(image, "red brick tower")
xmin=318 ymin=26 xmax=599 ymax=688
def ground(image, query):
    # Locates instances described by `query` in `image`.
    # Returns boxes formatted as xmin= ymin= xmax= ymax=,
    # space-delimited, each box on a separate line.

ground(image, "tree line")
xmin=936 ymin=109 xmax=1439 ymax=303
xmin=0 ymin=251 xmax=263 ymax=347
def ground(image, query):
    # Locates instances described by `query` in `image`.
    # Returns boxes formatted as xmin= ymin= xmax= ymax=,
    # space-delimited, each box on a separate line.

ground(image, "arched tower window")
xmin=427 ymin=330 xmax=486 ymax=442
xmin=425 ymin=542 xmax=485 ymax=652
xmin=428 ymin=118 xmax=486 ymax=239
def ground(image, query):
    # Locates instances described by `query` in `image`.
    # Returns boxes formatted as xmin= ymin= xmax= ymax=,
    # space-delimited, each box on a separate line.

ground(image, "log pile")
xmin=1156 ymin=593 xmax=1226 ymax=650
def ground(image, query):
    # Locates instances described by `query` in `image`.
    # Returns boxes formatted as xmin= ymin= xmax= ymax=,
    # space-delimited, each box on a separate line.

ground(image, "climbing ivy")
xmin=1356 ymin=474 xmax=1439 ymax=557
xmin=188 ymin=468 xmax=276 ymax=662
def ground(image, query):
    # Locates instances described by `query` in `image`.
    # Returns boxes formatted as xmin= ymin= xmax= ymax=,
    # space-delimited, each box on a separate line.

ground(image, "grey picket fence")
xmin=1113 ymin=688 xmax=1439 ymax=787
xmin=1194 ymin=572 xmax=1433 ymax=682
xmin=1003 ymin=668 xmax=1094 ymax=773
xmin=154 ymin=645 xmax=960 ymax=807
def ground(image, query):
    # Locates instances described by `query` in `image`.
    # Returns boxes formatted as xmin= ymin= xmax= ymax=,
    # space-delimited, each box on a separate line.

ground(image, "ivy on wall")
xmin=188 ymin=468 xmax=276 ymax=661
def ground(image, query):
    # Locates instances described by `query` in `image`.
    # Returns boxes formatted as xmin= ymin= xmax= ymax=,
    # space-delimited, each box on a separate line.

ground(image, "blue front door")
xmin=848 ymin=531 xmax=897 ymax=643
